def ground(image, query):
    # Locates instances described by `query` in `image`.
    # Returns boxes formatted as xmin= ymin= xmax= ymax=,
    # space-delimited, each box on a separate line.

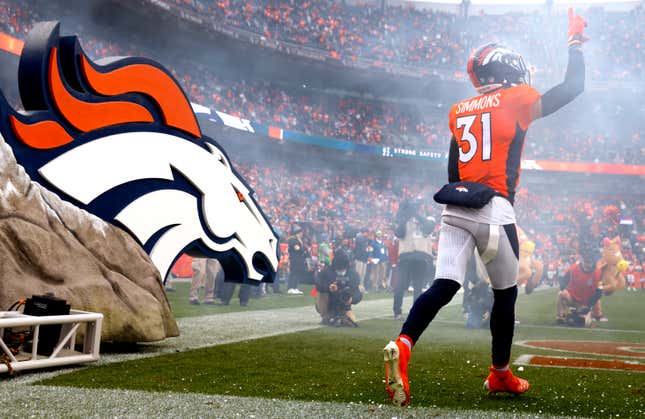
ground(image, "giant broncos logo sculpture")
xmin=0 ymin=22 xmax=278 ymax=283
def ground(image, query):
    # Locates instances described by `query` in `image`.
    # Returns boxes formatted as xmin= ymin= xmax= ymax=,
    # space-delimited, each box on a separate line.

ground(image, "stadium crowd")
xmin=179 ymin=68 xmax=449 ymax=148
xmin=169 ymin=0 xmax=644 ymax=82
xmin=1 ymin=0 xmax=643 ymax=163
xmin=234 ymin=162 xmax=645 ymax=295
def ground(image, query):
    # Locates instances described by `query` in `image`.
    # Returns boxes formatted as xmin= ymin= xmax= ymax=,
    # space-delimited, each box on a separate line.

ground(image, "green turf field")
xmin=166 ymin=281 xmax=390 ymax=317
xmin=38 ymin=289 xmax=645 ymax=417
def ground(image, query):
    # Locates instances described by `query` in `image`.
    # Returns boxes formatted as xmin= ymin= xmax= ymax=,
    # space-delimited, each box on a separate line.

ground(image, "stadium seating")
xmin=170 ymin=0 xmax=644 ymax=82
xmin=1 ymin=0 xmax=642 ymax=163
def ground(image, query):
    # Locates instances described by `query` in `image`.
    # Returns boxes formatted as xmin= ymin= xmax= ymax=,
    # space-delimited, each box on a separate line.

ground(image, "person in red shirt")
xmin=556 ymin=240 xmax=604 ymax=326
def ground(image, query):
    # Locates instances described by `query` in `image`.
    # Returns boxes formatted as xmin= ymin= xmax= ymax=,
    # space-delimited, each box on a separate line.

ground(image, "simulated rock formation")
xmin=0 ymin=134 xmax=179 ymax=342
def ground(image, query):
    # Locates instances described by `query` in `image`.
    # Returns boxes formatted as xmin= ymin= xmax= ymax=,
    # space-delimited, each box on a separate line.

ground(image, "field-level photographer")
xmin=315 ymin=251 xmax=363 ymax=327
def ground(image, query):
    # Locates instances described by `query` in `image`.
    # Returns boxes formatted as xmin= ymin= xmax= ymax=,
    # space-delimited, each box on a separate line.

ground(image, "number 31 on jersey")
xmin=456 ymin=113 xmax=491 ymax=163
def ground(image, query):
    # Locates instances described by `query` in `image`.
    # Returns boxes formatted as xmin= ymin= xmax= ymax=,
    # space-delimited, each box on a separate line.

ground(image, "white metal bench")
xmin=0 ymin=309 xmax=102 ymax=374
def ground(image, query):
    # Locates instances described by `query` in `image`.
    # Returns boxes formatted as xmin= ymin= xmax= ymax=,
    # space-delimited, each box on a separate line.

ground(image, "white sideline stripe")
xmin=514 ymin=354 xmax=534 ymax=366
xmin=136 ymin=291 xmax=460 ymax=357
xmin=618 ymin=345 xmax=645 ymax=353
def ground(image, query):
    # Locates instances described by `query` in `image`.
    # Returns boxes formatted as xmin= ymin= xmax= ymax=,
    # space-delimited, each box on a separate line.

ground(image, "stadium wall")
xmin=195 ymin=104 xmax=645 ymax=177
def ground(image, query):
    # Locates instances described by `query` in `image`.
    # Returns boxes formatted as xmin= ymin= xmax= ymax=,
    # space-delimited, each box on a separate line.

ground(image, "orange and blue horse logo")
xmin=0 ymin=22 xmax=278 ymax=284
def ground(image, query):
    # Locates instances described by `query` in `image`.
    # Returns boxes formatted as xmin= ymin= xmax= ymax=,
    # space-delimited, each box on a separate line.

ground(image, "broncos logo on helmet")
xmin=0 ymin=21 xmax=278 ymax=284
xmin=467 ymin=42 xmax=530 ymax=94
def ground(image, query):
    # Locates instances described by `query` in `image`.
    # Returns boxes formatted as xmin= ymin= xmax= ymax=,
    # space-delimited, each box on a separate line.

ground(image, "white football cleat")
xmin=383 ymin=340 xmax=410 ymax=407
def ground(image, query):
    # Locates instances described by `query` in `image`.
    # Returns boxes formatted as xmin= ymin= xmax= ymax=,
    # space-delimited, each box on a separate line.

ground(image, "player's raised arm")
xmin=536 ymin=8 xmax=587 ymax=118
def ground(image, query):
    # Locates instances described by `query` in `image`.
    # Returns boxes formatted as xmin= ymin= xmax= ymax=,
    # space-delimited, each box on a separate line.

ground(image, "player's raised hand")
xmin=568 ymin=7 xmax=588 ymax=47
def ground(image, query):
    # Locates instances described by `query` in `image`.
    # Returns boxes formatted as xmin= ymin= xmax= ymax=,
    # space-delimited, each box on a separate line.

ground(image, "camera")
xmin=331 ymin=275 xmax=353 ymax=308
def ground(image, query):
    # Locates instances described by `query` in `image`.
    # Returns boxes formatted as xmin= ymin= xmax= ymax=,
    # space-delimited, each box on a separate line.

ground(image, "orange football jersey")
xmin=448 ymin=84 xmax=540 ymax=203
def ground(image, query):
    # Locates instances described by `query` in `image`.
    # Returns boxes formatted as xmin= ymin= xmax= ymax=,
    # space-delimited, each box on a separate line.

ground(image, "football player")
xmin=383 ymin=8 xmax=588 ymax=406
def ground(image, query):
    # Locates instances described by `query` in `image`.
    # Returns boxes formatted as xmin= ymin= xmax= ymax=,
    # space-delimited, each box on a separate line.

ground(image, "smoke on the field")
xmin=2 ymin=1 xmax=642 ymax=314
